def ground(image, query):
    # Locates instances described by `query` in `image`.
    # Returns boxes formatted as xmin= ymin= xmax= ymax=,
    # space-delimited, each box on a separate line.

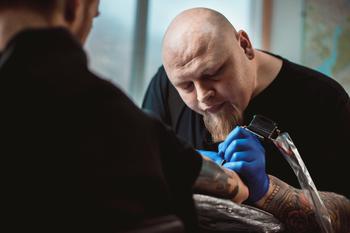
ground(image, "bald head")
xmin=161 ymin=8 xmax=260 ymax=141
xmin=162 ymin=8 xmax=238 ymax=73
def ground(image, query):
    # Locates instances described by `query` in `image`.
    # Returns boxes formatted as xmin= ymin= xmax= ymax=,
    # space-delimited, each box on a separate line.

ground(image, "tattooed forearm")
xmin=194 ymin=156 xmax=244 ymax=202
xmin=257 ymin=175 xmax=350 ymax=233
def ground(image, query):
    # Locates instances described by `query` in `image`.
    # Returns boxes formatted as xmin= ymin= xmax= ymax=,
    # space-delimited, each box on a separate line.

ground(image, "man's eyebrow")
xmin=212 ymin=63 xmax=225 ymax=75
xmin=173 ymin=80 xmax=187 ymax=87
xmin=172 ymin=74 xmax=195 ymax=87
xmin=203 ymin=60 xmax=226 ymax=77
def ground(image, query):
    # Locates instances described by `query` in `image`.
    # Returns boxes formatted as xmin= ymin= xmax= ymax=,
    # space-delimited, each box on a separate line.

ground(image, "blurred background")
xmin=85 ymin=0 xmax=350 ymax=105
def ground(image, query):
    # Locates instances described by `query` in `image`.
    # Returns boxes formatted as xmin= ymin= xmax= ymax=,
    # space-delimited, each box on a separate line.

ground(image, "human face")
xmin=165 ymin=36 xmax=255 ymax=141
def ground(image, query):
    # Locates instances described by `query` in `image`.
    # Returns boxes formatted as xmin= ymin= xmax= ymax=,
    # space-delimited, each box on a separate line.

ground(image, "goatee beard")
xmin=203 ymin=103 xmax=243 ymax=143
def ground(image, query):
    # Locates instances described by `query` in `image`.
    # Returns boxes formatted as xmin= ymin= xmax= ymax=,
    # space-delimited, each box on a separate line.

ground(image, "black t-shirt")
xmin=0 ymin=28 xmax=202 ymax=232
xmin=143 ymin=56 xmax=350 ymax=198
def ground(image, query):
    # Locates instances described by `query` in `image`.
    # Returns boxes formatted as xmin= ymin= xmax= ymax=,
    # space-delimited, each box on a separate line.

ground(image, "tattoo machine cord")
xmin=245 ymin=115 xmax=334 ymax=233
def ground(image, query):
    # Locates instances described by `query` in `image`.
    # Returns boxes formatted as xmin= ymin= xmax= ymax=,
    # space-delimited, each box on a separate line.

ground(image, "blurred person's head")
xmin=162 ymin=8 xmax=258 ymax=142
xmin=0 ymin=0 xmax=100 ymax=49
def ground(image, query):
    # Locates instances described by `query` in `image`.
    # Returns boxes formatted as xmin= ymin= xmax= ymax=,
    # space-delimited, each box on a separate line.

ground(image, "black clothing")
xmin=143 ymin=57 xmax=350 ymax=198
xmin=0 ymin=28 xmax=202 ymax=232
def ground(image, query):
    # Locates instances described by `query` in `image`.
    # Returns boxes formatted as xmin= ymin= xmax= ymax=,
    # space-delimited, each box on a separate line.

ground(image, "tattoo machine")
xmin=245 ymin=115 xmax=334 ymax=233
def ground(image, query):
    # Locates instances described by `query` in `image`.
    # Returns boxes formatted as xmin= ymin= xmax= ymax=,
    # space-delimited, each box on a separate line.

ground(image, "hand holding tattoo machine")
xmin=245 ymin=115 xmax=334 ymax=233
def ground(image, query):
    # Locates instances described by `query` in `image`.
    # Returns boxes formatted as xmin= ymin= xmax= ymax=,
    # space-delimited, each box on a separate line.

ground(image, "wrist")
xmin=223 ymin=167 xmax=249 ymax=204
xmin=254 ymin=175 xmax=276 ymax=207
xmin=248 ymin=174 xmax=270 ymax=203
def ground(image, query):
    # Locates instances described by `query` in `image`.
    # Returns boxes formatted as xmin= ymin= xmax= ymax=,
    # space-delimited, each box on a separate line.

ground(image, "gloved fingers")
xmin=224 ymin=160 xmax=264 ymax=176
xmin=236 ymin=129 xmax=266 ymax=153
xmin=223 ymin=161 xmax=249 ymax=174
xmin=196 ymin=149 xmax=222 ymax=164
xmin=229 ymin=151 xmax=255 ymax=163
xmin=196 ymin=149 xmax=211 ymax=155
xmin=254 ymin=159 xmax=266 ymax=169
xmin=223 ymin=139 xmax=254 ymax=161
xmin=218 ymin=127 xmax=249 ymax=154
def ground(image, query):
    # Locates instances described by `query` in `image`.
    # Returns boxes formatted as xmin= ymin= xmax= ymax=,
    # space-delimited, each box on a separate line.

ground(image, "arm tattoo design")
xmin=194 ymin=158 xmax=239 ymax=200
xmin=261 ymin=175 xmax=350 ymax=233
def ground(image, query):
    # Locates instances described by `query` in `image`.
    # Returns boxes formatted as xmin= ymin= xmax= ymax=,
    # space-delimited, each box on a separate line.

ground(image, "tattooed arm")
xmin=255 ymin=175 xmax=350 ymax=233
xmin=193 ymin=155 xmax=249 ymax=204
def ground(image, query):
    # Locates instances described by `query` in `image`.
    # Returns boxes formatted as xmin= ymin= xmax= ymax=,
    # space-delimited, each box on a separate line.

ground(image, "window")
xmin=85 ymin=0 xmax=137 ymax=93
xmin=85 ymin=0 xmax=255 ymax=104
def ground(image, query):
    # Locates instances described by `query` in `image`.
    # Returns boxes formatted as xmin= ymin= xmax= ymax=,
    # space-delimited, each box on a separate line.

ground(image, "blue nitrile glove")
xmin=218 ymin=127 xmax=269 ymax=203
xmin=196 ymin=149 xmax=224 ymax=166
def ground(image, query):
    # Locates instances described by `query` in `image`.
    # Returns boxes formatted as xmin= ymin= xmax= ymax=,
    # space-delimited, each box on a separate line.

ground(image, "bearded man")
xmin=143 ymin=7 xmax=350 ymax=233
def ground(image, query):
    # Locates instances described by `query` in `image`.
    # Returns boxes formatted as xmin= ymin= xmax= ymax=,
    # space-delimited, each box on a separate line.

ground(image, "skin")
xmin=162 ymin=7 xmax=282 ymax=120
xmin=256 ymin=176 xmax=350 ymax=233
xmin=163 ymin=8 xmax=350 ymax=232
xmin=0 ymin=0 xmax=100 ymax=50
xmin=195 ymin=156 xmax=248 ymax=204
xmin=67 ymin=0 xmax=101 ymax=44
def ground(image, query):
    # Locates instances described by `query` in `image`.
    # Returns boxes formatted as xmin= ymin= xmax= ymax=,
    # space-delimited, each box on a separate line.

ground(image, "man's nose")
xmin=196 ymin=82 xmax=215 ymax=103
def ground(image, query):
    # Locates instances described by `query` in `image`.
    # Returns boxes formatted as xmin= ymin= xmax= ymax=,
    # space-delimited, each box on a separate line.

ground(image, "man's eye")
xmin=209 ymin=75 xmax=219 ymax=81
xmin=182 ymin=83 xmax=194 ymax=92
xmin=206 ymin=64 xmax=224 ymax=80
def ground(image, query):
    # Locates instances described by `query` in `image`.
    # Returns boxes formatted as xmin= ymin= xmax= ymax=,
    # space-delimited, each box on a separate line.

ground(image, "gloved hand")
xmin=196 ymin=149 xmax=224 ymax=166
xmin=218 ymin=126 xmax=269 ymax=203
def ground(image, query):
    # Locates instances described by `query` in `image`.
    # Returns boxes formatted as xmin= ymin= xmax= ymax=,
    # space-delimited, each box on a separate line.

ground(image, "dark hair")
xmin=0 ymin=0 xmax=57 ymax=12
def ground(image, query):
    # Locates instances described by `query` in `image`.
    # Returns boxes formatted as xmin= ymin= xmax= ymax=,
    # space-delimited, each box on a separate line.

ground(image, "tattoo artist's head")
xmin=162 ymin=8 xmax=258 ymax=142
xmin=0 ymin=0 xmax=100 ymax=45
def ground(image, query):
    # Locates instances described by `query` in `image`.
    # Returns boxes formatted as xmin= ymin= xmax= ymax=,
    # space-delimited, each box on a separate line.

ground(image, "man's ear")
xmin=237 ymin=30 xmax=255 ymax=60
xmin=63 ymin=0 xmax=80 ymax=23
